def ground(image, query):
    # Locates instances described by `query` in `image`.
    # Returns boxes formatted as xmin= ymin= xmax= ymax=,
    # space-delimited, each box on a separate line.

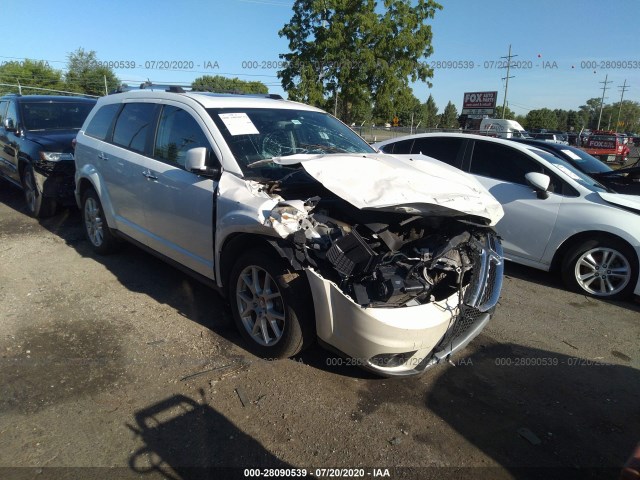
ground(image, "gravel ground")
xmin=0 ymin=183 xmax=638 ymax=480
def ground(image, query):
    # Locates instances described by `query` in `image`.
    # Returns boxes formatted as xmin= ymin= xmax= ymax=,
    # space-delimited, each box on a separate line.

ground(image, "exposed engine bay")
xmin=261 ymin=168 xmax=499 ymax=308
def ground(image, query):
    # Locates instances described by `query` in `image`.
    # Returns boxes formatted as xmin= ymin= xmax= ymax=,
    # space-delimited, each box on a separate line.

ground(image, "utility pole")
xmin=500 ymin=44 xmax=517 ymax=119
xmin=596 ymin=74 xmax=612 ymax=130
xmin=615 ymin=79 xmax=629 ymax=133
xmin=104 ymin=75 xmax=108 ymax=96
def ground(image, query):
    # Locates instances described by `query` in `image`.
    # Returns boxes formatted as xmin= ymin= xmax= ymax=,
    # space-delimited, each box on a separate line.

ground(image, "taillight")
xmin=71 ymin=138 xmax=77 ymax=151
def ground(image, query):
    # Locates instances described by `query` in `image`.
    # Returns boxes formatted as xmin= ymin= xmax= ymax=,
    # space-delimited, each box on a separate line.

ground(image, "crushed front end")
xmin=258 ymin=164 xmax=504 ymax=376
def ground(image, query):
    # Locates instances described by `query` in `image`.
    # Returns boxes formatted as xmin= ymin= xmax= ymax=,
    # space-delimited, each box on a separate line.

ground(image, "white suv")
xmin=74 ymin=90 xmax=504 ymax=376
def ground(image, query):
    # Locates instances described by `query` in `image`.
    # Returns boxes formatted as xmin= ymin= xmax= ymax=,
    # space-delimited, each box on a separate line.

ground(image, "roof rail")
xmin=111 ymin=82 xmax=191 ymax=94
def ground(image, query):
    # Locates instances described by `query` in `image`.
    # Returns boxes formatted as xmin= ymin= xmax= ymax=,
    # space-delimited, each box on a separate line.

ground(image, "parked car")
xmin=374 ymin=133 xmax=640 ymax=300
xmin=74 ymin=90 xmax=505 ymax=377
xmin=509 ymin=139 xmax=640 ymax=195
xmin=0 ymin=94 xmax=97 ymax=217
xmin=531 ymin=131 xmax=569 ymax=145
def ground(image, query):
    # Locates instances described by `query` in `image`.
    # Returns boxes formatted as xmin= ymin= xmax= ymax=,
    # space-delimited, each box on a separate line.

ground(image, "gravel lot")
xmin=0 ymin=182 xmax=638 ymax=480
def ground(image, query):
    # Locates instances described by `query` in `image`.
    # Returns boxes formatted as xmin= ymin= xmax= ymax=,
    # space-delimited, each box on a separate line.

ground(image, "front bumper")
xmin=34 ymin=160 xmax=76 ymax=204
xmin=306 ymin=234 xmax=504 ymax=377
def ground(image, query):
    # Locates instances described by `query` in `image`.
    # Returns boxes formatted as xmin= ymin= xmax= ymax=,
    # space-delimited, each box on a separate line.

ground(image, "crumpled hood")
xmin=277 ymin=153 xmax=504 ymax=225
xmin=598 ymin=192 xmax=640 ymax=214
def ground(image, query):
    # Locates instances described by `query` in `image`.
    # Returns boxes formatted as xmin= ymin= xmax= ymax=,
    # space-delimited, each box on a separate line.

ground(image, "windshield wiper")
xmin=246 ymin=153 xmax=319 ymax=169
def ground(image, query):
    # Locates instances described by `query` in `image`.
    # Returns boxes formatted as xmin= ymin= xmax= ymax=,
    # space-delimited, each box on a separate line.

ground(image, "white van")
xmin=479 ymin=118 xmax=530 ymax=139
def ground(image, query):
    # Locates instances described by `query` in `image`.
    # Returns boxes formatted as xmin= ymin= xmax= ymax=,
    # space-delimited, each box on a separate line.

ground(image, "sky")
xmin=2 ymin=0 xmax=639 ymax=117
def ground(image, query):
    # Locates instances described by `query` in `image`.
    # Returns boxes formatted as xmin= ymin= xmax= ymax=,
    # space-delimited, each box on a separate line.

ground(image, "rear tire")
xmin=81 ymin=188 xmax=121 ymax=254
xmin=228 ymin=250 xmax=314 ymax=358
xmin=561 ymin=236 xmax=638 ymax=300
xmin=22 ymin=165 xmax=56 ymax=218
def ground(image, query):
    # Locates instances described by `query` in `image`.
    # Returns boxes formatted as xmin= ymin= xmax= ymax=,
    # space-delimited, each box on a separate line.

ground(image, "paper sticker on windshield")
xmin=291 ymin=120 xmax=301 ymax=125
xmin=555 ymin=164 xmax=581 ymax=180
xmin=218 ymin=113 xmax=259 ymax=136
xmin=561 ymin=149 xmax=582 ymax=161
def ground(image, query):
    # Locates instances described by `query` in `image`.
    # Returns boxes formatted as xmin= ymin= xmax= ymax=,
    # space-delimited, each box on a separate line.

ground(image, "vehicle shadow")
xmin=503 ymin=262 xmax=640 ymax=312
xmin=127 ymin=389 xmax=292 ymax=479
xmin=0 ymin=183 xmax=238 ymax=340
xmin=353 ymin=339 xmax=639 ymax=479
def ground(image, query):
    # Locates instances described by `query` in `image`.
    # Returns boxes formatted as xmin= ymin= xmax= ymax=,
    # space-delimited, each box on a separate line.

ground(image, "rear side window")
xmin=469 ymin=141 xmax=543 ymax=185
xmin=387 ymin=139 xmax=414 ymax=154
xmin=112 ymin=103 xmax=157 ymax=153
xmin=154 ymin=106 xmax=211 ymax=167
xmin=411 ymin=137 xmax=464 ymax=167
xmin=85 ymin=104 xmax=120 ymax=140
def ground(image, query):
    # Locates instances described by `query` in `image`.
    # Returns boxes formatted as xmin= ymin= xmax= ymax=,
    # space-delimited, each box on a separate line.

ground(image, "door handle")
xmin=98 ymin=152 xmax=108 ymax=161
xmin=142 ymin=169 xmax=158 ymax=181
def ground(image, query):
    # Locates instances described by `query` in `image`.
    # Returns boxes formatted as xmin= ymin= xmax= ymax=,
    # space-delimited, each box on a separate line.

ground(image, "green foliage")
xmin=578 ymin=97 xmax=603 ymax=130
xmin=565 ymin=110 xmax=586 ymax=131
xmin=0 ymin=59 xmax=66 ymax=96
xmin=372 ymin=87 xmax=421 ymax=125
xmin=65 ymin=48 xmax=119 ymax=96
xmin=421 ymin=94 xmax=439 ymax=128
xmin=492 ymin=105 xmax=515 ymax=120
xmin=278 ymin=0 xmax=442 ymax=124
xmin=440 ymin=101 xmax=458 ymax=128
xmin=524 ymin=108 xmax=558 ymax=130
xmin=191 ymin=75 xmax=268 ymax=94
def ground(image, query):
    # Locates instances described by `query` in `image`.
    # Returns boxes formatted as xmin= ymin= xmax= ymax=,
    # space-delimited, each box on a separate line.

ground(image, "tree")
xmin=0 ymin=59 xmax=66 ymax=96
xmin=524 ymin=108 xmax=558 ymax=130
xmin=566 ymin=110 xmax=586 ymax=132
xmin=440 ymin=101 xmax=458 ymax=129
xmin=578 ymin=97 xmax=603 ymax=130
xmin=608 ymin=100 xmax=640 ymax=132
xmin=278 ymin=0 xmax=442 ymax=124
xmin=192 ymin=75 xmax=268 ymax=94
xmin=554 ymin=109 xmax=568 ymax=131
xmin=421 ymin=94 xmax=439 ymax=128
xmin=372 ymin=87 xmax=420 ymax=126
xmin=492 ymin=105 xmax=515 ymax=120
xmin=65 ymin=48 xmax=119 ymax=96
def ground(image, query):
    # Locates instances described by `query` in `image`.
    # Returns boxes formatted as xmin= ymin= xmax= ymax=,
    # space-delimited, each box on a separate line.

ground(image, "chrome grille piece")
xmin=463 ymin=233 xmax=504 ymax=312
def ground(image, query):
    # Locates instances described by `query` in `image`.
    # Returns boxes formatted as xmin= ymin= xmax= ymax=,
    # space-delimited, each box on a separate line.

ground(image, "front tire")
xmin=228 ymin=250 xmax=314 ymax=358
xmin=81 ymin=188 xmax=121 ymax=254
xmin=561 ymin=236 xmax=638 ymax=300
xmin=22 ymin=165 xmax=56 ymax=218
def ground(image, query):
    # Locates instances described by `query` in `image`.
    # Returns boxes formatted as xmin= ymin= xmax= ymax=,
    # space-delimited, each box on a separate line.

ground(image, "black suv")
xmin=0 ymin=94 xmax=97 ymax=217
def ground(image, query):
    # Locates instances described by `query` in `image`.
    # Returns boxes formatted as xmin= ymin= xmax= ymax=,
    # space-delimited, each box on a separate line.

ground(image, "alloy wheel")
xmin=84 ymin=197 xmax=104 ymax=247
xmin=574 ymin=247 xmax=631 ymax=297
xmin=235 ymin=265 xmax=286 ymax=346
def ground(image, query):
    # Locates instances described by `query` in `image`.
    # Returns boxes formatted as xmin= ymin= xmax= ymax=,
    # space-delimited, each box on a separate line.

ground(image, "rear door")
xmin=409 ymin=136 xmax=467 ymax=169
xmin=99 ymin=102 xmax=159 ymax=240
xmin=466 ymin=140 xmax=562 ymax=263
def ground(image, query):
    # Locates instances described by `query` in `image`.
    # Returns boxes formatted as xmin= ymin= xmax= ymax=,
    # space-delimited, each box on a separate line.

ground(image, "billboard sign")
xmin=462 ymin=91 xmax=498 ymax=115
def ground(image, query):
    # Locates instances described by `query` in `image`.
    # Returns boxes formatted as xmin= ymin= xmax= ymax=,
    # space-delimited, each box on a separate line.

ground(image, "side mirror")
xmin=4 ymin=118 xmax=16 ymax=132
xmin=185 ymin=147 xmax=221 ymax=180
xmin=525 ymin=172 xmax=551 ymax=199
